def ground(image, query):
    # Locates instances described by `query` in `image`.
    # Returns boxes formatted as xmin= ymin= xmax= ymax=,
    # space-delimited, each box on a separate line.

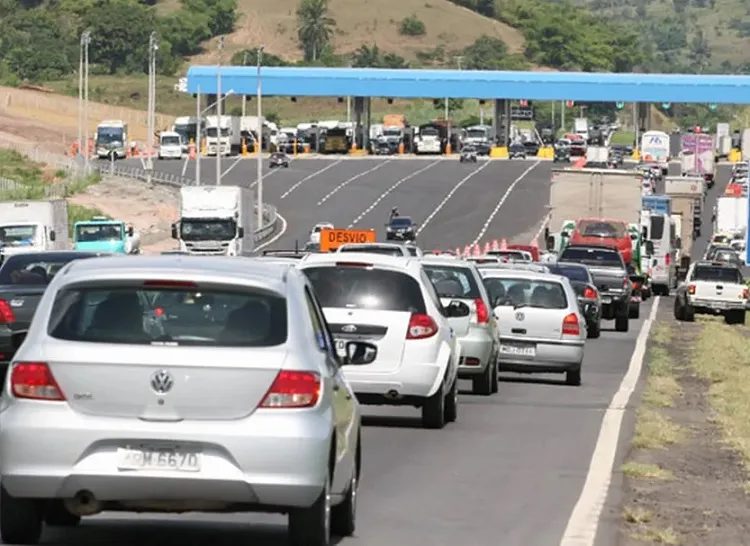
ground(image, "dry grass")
xmin=624 ymin=507 xmax=680 ymax=544
xmin=692 ymin=319 xmax=750 ymax=475
xmin=621 ymin=461 xmax=674 ymax=480
xmin=191 ymin=0 xmax=525 ymax=64
xmin=632 ymin=407 xmax=683 ymax=450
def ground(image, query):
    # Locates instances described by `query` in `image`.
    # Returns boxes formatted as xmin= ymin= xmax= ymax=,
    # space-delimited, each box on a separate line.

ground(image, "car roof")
xmin=390 ymin=216 xmax=413 ymax=221
xmin=299 ymin=251 xmax=416 ymax=271
xmin=695 ymin=260 xmax=741 ymax=269
xmin=478 ymin=268 xmax=564 ymax=281
xmin=338 ymin=242 xmax=405 ymax=250
xmin=419 ymin=256 xmax=474 ymax=267
xmin=549 ymin=261 xmax=589 ymax=270
xmin=60 ymin=255 xmax=294 ymax=293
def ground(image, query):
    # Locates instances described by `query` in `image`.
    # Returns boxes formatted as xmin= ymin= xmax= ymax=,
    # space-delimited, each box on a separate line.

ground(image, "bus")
xmin=95 ymin=120 xmax=128 ymax=159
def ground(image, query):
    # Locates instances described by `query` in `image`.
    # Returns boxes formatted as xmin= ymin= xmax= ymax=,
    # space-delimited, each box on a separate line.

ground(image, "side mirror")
xmin=445 ymin=300 xmax=470 ymax=317
xmin=238 ymin=227 xmax=245 ymax=238
xmin=49 ymin=230 xmax=56 ymax=242
xmin=630 ymin=233 xmax=638 ymax=240
xmin=342 ymin=341 xmax=378 ymax=366
xmin=171 ymin=223 xmax=178 ymax=239
xmin=10 ymin=330 xmax=27 ymax=351
xmin=127 ymin=226 xmax=134 ymax=237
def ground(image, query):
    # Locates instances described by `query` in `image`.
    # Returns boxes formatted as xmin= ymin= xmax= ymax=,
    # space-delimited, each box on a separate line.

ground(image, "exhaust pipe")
xmin=64 ymin=490 xmax=102 ymax=516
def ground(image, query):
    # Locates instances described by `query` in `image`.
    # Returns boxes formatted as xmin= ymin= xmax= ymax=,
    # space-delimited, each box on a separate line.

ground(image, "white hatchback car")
xmin=478 ymin=268 xmax=586 ymax=386
xmin=298 ymin=252 xmax=469 ymax=429
xmin=337 ymin=242 xmax=424 ymax=257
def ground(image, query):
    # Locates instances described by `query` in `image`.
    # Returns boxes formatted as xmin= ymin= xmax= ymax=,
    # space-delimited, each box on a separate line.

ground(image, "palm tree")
xmin=297 ymin=0 xmax=336 ymax=62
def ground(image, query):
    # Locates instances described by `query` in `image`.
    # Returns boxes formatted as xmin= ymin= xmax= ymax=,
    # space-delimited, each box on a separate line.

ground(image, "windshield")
xmin=383 ymin=128 xmax=401 ymax=136
xmin=96 ymin=127 xmax=124 ymax=146
xmin=423 ymin=265 xmax=480 ymax=298
xmin=0 ymin=225 xmax=37 ymax=247
xmin=206 ymin=127 xmax=230 ymax=138
xmin=421 ymin=128 xmax=439 ymax=137
xmin=466 ymin=129 xmax=486 ymax=139
xmin=180 ymin=219 xmax=237 ymax=241
xmin=561 ymin=247 xmax=624 ymax=267
xmin=650 ymin=216 xmax=665 ymax=240
xmin=577 ymin=220 xmax=626 ymax=238
xmin=713 ymin=235 xmax=731 ymax=244
xmin=0 ymin=254 xmax=98 ymax=286
xmin=482 ymin=277 xmax=567 ymax=309
xmin=75 ymin=224 xmax=123 ymax=243
xmin=547 ymin=264 xmax=590 ymax=283
xmin=161 ymin=136 xmax=181 ymax=146
xmin=173 ymin=123 xmax=196 ymax=140
xmin=390 ymin=218 xmax=413 ymax=227
xmin=692 ymin=266 xmax=742 ymax=283
xmin=47 ymin=286 xmax=287 ymax=346
xmin=303 ymin=266 xmax=426 ymax=312
xmin=713 ymin=250 xmax=742 ymax=265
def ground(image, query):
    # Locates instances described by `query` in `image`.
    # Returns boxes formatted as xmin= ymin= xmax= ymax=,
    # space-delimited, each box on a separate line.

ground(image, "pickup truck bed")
xmin=674 ymin=262 xmax=748 ymax=324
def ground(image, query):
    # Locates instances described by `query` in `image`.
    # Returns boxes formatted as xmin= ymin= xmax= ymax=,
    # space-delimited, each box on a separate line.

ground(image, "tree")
xmin=231 ymin=48 xmax=288 ymax=66
xmin=351 ymin=44 xmax=408 ymax=68
xmin=297 ymin=0 xmax=335 ymax=62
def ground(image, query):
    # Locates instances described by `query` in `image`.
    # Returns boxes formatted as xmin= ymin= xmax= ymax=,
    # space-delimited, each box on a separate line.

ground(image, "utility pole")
xmin=216 ymin=36 xmax=225 ymax=186
xmin=146 ymin=31 xmax=158 ymax=184
xmin=196 ymin=85 xmax=201 ymax=185
xmin=80 ymin=31 xmax=91 ymax=174
xmin=256 ymin=45 xmax=264 ymax=239
xmin=241 ymin=51 xmax=249 ymax=117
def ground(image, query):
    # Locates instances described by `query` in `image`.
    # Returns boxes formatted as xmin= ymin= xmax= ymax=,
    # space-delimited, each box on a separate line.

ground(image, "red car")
xmin=569 ymin=218 xmax=632 ymax=264
xmin=506 ymin=244 xmax=540 ymax=262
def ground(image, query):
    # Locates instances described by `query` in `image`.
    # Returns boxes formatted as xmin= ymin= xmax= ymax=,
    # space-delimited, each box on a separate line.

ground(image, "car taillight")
xmin=633 ymin=282 xmax=640 ymax=290
xmin=688 ymin=285 xmax=696 ymax=295
xmin=475 ymin=298 xmax=489 ymax=324
xmin=665 ymin=254 xmax=670 ymax=266
xmin=583 ymin=287 xmax=597 ymax=299
xmin=622 ymin=278 xmax=630 ymax=289
xmin=743 ymin=289 xmax=749 ymax=300
xmin=0 ymin=299 xmax=15 ymax=324
xmin=562 ymin=313 xmax=580 ymax=336
xmin=10 ymin=362 xmax=65 ymax=401
xmin=259 ymin=370 xmax=320 ymax=408
xmin=407 ymin=313 xmax=438 ymax=340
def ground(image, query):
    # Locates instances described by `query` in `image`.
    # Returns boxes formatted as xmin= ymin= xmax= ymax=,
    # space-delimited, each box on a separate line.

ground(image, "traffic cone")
xmin=492 ymin=239 xmax=499 ymax=251
xmin=472 ymin=244 xmax=480 ymax=256
xmin=455 ymin=248 xmax=461 ymax=256
xmin=500 ymin=238 xmax=508 ymax=251
xmin=483 ymin=241 xmax=490 ymax=254
xmin=530 ymin=238 xmax=539 ymax=249
xmin=463 ymin=245 xmax=470 ymax=257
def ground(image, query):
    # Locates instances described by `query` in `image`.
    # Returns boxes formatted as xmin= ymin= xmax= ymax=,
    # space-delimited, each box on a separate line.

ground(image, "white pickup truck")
xmin=674 ymin=261 xmax=748 ymax=324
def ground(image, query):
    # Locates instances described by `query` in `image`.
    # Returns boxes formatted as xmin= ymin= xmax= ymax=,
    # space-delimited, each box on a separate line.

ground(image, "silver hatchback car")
xmin=0 ymin=256 xmax=377 ymax=546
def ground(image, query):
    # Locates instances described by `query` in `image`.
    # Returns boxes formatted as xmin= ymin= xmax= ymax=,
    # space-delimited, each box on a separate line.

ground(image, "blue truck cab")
xmin=73 ymin=216 xmax=133 ymax=254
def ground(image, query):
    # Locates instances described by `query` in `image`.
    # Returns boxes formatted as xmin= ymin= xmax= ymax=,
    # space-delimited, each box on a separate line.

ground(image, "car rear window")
xmin=650 ymin=216 xmax=665 ymax=240
xmin=303 ymin=266 xmax=426 ymax=313
xmin=482 ymin=277 xmax=568 ymax=309
xmin=47 ymin=286 xmax=287 ymax=346
xmin=577 ymin=220 xmax=626 ymax=238
xmin=338 ymin=246 xmax=403 ymax=256
xmin=423 ymin=265 xmax=480 ymax=299
xmin=560 ymin=247 xmax=623 ymax=267
xmin=692 ymin=266 xmax=742 ymax=283
xmin=547 ymin=264 xmax=590 ymax=283
xmin=0 ymin=254 xmax=100 ymax=286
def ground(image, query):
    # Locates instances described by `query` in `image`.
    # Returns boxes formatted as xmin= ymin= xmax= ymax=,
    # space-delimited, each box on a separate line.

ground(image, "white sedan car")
xmin=309 ymin=222 xmax=334 ymax=245
xmin=478 ymin=268 xmax=586 ymax=386
xmin=299 ymin=252 xmax=469 ymax=429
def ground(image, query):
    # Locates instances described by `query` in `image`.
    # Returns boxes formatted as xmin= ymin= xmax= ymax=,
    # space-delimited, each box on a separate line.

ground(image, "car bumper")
xmin=689 ymin=298 xmax=747 ymax=312
xmin=457 ymin=327 xmax=495 ymax=376
xmin=0 ymin=403 xmax=332 ymax=508
xmin=343 ymin=362 xmax=443 ymax=399
xmin=599 ymin=291 xmax=629 ymax=306
xmin=386 ymin=232 xmax=414 ymax=240
xmin=497 ymin=336 xmax=584 ymax=373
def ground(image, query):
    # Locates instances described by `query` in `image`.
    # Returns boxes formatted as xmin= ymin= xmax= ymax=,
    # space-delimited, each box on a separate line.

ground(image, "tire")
xmin=421 ymin=380 xmax=446 ymax=429
xmin=684 ymin=305 xmax=695 ymax=322
xmin=587 ymin=319 xmax=601 ymax=339
xmin=615 ymin=311 xmax=629 ymax=332
xmin=0 ymin=485 xmax=43 ymax=545
xmin=289 ymin=473 xmax=331 ymax=546
xmin=490 ymin=360 xmax=499 ymax=394
xmin=472 ymin=361 xmax=494 ymax=396
xmin=566 ymin=367 xmax=582 ymax=386
xmin=44 ymin=501 xmax=81 ymax=527
xmin=330 ymin=454 xmax=358 ymax=537
xmin=629 ymin=302 xmax=640 ymax=319
xmin=444 ymin=377 xmax=458 ymax=423
xmin=674 ymin=298 xmax=685 ymax=320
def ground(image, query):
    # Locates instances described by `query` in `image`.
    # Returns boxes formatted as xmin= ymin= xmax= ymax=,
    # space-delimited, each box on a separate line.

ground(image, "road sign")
xmin=565 ymin=100 xmax=574 ymax=108
xmin=662 ymin=102 xmax=671 ymax=110
xmin=510 ymin=106 xmax=534 ymax=121
xmin=320 ymin=228 xmax=376 ymax=252
xmin=519 ymin=99 xmax=528 ymax=107
xmin=616 ymin=102 xmax=624 ymax=109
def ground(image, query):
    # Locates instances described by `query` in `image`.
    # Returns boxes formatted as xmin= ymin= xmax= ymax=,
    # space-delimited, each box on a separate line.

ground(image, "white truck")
xmin=640 ymin=131 xmax=670 ymax=174
xmin=415 ymin=126 xmax=442 ymax=154
xmin=585 ymin=146 xmax=608 ymax=165
xmin=665 ymin=176 xmax=705 ymax=278
xmin=741 ymin=129 xmax=750 ymax=162
xmin=715 ymin=196 xmax=748 ymax=236
xmin=0 ymin=200 xmax=69 ymax=259
xmin=716 ymin=122 xmax=732 ymax=160
xmin=674 ymin=261 xmax=748 ymax=324
xmin=171 ymin=186 xmax=254 ymax=256
xmin=204 ymin=115 xmax=232 ymax=156
xmin=574 ymin=118 xmax=589 ymax=141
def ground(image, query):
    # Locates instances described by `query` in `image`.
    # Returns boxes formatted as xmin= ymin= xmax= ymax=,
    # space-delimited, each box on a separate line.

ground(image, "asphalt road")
xmin=62 ymin=155 xmax=732 ymax=546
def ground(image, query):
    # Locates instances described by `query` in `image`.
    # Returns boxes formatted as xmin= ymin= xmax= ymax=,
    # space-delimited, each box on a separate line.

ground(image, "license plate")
xmin=116 ymin=447 xmax=202 ymax=472
xmin=601 ymin=297 xmax=612 ymax=304
xmin=500 ymin=344 xmax=536 ymax=357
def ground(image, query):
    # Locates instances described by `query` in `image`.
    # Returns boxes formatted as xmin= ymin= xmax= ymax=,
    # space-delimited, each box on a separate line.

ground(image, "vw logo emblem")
xmin=515 ymin=312 xmax=525 ymax=321
xmin=150 ymin=370 xmax=174 ymax=394
xmin=342 ymin=324 xmax=358 ymax=333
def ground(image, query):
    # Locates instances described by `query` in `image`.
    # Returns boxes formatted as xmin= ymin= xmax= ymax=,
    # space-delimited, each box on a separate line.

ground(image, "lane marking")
xmin=220 ymin=156 xmax=243 ymax=179
xmin=532 ymin=211 xmax=552 ymax=244
xmin=468 ymin=160 xmax=541 ymax=246
xmin=317 ymin=160 xmax=392 ymax=206
xmin=280 ymin=159 xmax=344 ymax=199
xmin=415 ymin=161 xmax=491 ymax=236
xmin=249 ymin=157 xmax=297 ymax=188
xmin=254 ymin=212 xmax=288 ymax=251
xmin=559 ymin=297 xmax=660 ymax=546
xmin=180 ymin=156 xmax=190 ymax=177
xmin=347 ymin=160 xmax=441 ymax=228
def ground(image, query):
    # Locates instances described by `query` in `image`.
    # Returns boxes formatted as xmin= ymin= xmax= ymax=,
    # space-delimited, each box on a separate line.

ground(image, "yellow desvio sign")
xmin=319 ymin=228 xmax=376 ymax=252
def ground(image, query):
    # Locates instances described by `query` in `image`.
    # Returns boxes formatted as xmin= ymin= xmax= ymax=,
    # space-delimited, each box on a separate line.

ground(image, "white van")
xmin=648 ymin=213 xmax=677 ymax=295
xmin=158 ymin=131 xmax=183 ymax=159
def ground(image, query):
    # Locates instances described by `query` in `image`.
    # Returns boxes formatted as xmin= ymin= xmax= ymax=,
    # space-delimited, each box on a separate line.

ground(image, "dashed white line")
xmin=221 ymin=156 xmax=243 ymax=179
xmin=254 ymin=212 xmax=288 ymax=251
xmin=415 ymin=161 xmax=491 ymax=236
xmin=468 ymin=160 xmax=541 ymax=247
xmin=317 ymin=160 xmax=392 ymax=206
xmin=347 ymin=160 xmax=441 ymax=228
xmin=180 ymin=156 xmax=190 ymax=177
xmin=280 ymin=159 xmax=344 ymax=199
xmin=249 ymin=158 xmax=295 ymax=189
xmin=531 ymin=211 xmax=552 ymax=244
xmin=559 ymin=297 xmax=660 ymax=546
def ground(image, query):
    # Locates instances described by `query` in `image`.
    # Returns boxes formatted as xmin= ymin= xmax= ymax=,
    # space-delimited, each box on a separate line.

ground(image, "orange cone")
xmin=455 ymin=248 xmax=461 ymax=256
xmin=530 ymin=238 xmax=539 ymax=249
xmin=483 ymin=241 xmax=490 ymax=254
xmin=463 ymin=245 xmax=470 ymax=257
xmin=472 ymin=244 xmax=481 ymax=256
xmin=500 ymin=238 xmax=508 ymax=251
xmin=492 ymin=239 xmax=499 ymax=251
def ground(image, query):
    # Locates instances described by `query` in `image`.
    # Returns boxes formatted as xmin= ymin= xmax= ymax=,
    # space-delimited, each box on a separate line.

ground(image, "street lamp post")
xmin=216 ymin=36 xmax=225 ymax=187
xmin=79 ymin=31 xmax=91 ymax=173
xmin=196 ymin=85 xmax=201 ymax=185
xmin=256 ymin=46 xmax=264 ymax=236
xmin=146 ymin=31 xmax=158 ymax=184
xmin=241 ymin=51 xmax=249 ymax=117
